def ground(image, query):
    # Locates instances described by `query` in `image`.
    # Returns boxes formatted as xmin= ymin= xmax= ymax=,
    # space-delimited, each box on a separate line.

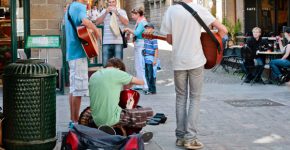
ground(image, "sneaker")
xmin=141 ymin=131 xmax=153 ymax=143
xmin=176 ymin=139 xmax=185 ymax=147
xmin=144 ymin=91 xmax=153 ymax=95
xmin=68 ymin=121 xmax=77 ymax=129
xmin=184 ymin=139 xmax=204 ymax=149
xmin=279 ymin=75 xmax=287 ymax=83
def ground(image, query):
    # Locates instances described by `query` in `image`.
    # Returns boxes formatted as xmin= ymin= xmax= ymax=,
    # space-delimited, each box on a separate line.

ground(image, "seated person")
xmin=243 ymin=27 xmax=269 ymax=83
xmin=89 ymin=58 xmax=150 ymax=130
xmin=269 ymin=29 xmax=290 ymax=83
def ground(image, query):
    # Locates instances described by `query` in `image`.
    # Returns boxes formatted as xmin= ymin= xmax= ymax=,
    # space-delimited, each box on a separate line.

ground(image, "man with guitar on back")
xmin=160 ymin=0 xmax=227 ymax=149
xmin=65 ymin=0 xmax=99 ymax=127
xmin=95 ymin=0 xmax=129 ymax=66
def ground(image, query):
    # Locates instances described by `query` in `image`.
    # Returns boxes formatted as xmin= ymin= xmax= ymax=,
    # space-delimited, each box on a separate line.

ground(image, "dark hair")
xmin=131 ymin=6 xmax=144 ymax=16
xmin=105 ymin=58 xmax=126 ymax=71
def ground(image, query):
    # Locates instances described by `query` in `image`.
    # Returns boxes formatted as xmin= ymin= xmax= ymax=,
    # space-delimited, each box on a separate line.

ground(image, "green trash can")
xmin=2 ymin=59 xmax=57 ymax=150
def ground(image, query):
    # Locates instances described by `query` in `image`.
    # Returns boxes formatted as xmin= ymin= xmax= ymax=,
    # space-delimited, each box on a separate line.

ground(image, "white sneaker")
xmin=184 ymin=139 xmax=204 ymax=149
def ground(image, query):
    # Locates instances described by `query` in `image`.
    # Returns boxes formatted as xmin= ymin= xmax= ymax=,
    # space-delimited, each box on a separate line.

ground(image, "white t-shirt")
xmin=89 ymin=9 xmax=100 ymax=21
xmin=99 ymin=9 xmax=128 ymax=45
xmin=160 ymin=3 xmax=216 ymax=70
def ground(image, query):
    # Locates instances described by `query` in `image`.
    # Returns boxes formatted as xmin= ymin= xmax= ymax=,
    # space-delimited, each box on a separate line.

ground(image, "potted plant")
xmin=223 ymin=18 xmax=242 ymax=46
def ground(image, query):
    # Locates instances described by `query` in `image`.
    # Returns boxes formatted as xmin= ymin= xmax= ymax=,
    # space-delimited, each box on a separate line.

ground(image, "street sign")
xmin=25 ymin=35 xmax=60 ymax=48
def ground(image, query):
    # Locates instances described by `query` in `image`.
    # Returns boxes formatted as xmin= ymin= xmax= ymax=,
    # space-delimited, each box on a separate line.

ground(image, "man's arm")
xmin=211 ymin=20 xmax=228 ymax=38
xmin=282 ymin=45 xmax=290 ymax=60
xmin=95 ymin=9 xmax=109 ymax=25
xmin=123 ymin=77 xmax=144 ymax=89
xmin=82 ymin=18 xmax=99 ymax=38
xmin=115 ymin=10 xmax=129 ymax=26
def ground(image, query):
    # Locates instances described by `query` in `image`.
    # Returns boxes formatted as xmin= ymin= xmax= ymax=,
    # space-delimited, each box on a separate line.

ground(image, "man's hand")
xmin=153 ymin=60 xmax=157 ymax=66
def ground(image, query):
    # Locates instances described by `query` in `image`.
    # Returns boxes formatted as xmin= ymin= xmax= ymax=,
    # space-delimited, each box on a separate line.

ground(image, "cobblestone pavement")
xmin=1 ymin=41 xmax=290 ymax=150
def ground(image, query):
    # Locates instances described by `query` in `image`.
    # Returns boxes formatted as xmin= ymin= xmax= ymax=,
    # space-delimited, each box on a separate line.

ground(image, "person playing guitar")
xmin=159 ymin=0 xmax=228 ymax=149
xmin=89 ymin=58 xmax=153 ymax=133
xmin=65 ymin=0 xmax=99 ymax=127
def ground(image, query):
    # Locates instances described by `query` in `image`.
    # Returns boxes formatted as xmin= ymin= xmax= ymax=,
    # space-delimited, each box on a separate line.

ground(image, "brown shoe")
xmin=176 ymin=139 xmax=185 ymax=147
xmin=184 ymin=139 xmax=204 ymax=149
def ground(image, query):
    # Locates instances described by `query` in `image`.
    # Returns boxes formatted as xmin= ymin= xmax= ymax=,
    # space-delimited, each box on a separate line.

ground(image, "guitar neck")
xmin=153 ymin=35 xmax=167 ymax=41
xmin=142 ymin=33 xmax=167 ymax=41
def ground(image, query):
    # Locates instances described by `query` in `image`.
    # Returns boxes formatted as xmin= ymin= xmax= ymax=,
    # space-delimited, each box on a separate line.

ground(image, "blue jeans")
xmin=145 ymin=63 xmax=156 ymax=93
xmin=270 ymin=59 xmax=290 ymax=79
xmin=102 ymin=44 xmax=123 ymax=66
xmin=174 ymin=66 xmax=204 ymax=141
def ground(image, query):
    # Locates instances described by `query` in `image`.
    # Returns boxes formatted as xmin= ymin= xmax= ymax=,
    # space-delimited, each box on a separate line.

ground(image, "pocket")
xmin=74 ymin=76 xmax=84 ymax=90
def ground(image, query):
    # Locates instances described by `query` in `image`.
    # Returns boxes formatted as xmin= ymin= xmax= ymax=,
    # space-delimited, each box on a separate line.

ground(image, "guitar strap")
xmin=67 ymin=4 xmax=78 ymax=36
xmin=67 ymin=4 xmax=88 ymax=45
xmin=178 ymin=2 xmax=221 ymax=53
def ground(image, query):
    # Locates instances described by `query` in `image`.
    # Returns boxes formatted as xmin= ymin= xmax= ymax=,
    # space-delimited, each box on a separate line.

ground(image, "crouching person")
xmin=89 ymin=58 xmax=153 ymax=135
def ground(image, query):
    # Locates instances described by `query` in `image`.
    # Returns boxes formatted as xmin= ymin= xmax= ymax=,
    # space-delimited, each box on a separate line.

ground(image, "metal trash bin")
xmin=3 ymin=59 xmax=57 ymax=150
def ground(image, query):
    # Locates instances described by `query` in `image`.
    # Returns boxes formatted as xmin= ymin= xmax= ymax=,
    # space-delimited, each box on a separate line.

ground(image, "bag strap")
xmin=178 ymin=2 xmax=221 ymax=53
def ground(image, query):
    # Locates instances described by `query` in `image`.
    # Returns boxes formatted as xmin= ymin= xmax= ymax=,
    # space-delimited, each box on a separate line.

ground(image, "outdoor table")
xmin=257 ymin=51 xmax=284 ymax=64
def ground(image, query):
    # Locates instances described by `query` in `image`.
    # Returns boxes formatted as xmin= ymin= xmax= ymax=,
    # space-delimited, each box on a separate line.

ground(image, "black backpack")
xmin=61 ymin=124 xmax=144 ymax=150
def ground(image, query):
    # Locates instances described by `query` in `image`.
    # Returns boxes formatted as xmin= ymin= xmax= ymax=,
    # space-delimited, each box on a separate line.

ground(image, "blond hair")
xmin=252 ymin=27 xmax=261 ymax=33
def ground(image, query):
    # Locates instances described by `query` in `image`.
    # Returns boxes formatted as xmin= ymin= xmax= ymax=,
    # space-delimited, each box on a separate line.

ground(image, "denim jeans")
xmin=270 ymin=59 xmax=290 ymax=79
xmin=145 ymin=63 xmax=156 ymax=93
xmin=102 ymin=44 xmax=123 ymax=66
xmin=174 ymin=66 xmax=204 ymax=141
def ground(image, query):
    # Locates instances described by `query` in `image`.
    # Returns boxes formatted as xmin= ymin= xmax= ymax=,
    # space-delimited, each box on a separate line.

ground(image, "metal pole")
xmin=10 ymin=0 xmax=17 ymax=62
xmin=24 ymin=0 xmax=31 ymax=58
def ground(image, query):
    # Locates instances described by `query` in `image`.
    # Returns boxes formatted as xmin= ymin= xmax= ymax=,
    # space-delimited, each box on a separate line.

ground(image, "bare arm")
xmin=277 ymin=37 xmax=285 ymax=52
xmin=282 ymin=45 xmax=290 ymax=59
xmin=153 ymin=49 xmax=159 ymax=65
xmin=95 ymin=11 xmax=108 ymax=25
xmin=82 ymin=18 xmax=99 ymax=38
xmin=211 ymin=20 xmax=228 ymax=38
xmin=123 ymin=77 xmax=144 ymax=89
xmin=115 ymin=11 xmax=129 ymax=26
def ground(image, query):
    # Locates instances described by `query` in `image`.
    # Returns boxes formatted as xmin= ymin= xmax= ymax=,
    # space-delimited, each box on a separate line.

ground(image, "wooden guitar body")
xmin=201 ymin=32 xmax=223 ymax=69
xmin=77 ymin=26 xmax=99 ymax=58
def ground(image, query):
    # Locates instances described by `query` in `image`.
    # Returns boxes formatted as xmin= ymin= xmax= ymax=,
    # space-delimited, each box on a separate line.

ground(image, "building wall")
xmin=30 ymin=0 xmax=65 ymax=69
xmin=30 ymin=0 xmax=64 ymax=35
xmin=124 ymin=0 xmax=171 ymax=30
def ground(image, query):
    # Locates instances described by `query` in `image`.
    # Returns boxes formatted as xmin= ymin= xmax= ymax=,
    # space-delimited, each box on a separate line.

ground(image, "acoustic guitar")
xmin=119 ymin=89 xmax=140 ymax=109
xmin=142 ymin=32 xmax=223 ymax=69
xmin=77 ymin=26 xmax=99 ymax=58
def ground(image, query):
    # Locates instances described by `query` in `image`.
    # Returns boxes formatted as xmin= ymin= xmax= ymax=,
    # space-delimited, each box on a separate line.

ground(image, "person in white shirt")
xmin=95 ymin=0 xmax=129 ymax=66
xmin=88 ymin=5 xmax=100 ymax=21
xmin=160 ymin=0 xmax=227 ymax=149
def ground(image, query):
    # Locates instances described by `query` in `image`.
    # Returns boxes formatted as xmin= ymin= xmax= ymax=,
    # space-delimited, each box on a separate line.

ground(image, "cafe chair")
xmin=240 ymin=46 xmax=265 ymax=85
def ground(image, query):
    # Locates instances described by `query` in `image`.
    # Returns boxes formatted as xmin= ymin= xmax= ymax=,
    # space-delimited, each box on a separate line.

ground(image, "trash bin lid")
xmin=3 ymin=59 xmax=57 ymax=77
